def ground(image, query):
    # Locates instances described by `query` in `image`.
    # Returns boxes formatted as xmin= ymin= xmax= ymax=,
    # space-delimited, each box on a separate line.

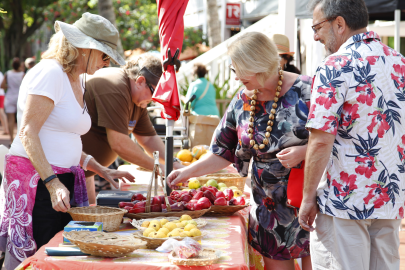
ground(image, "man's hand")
xmin=45 ymin=178 xmax=71 ymax=212
xmin=173 ymin=162 xmax=185 ymax=170
xmin=298 ymin=198 xmax=318 ymax=232
xmin=99 ymin=168 xmax=135 ymax=189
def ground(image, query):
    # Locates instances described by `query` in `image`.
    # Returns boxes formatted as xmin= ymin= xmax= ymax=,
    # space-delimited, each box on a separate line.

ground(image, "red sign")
xmin=226 ymin=3 xmax=241 ymax=26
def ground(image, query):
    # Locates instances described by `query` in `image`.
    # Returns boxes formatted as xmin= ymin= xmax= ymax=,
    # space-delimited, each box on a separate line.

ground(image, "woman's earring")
xmin=284 ymin=63 xmax=287 ymax=69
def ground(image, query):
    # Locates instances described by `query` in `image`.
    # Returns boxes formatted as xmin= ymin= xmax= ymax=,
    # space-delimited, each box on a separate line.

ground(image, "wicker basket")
xmin=131 ymin=217 xmax=207 ymax=231
xmin=169 ymin=248 xmax=219 ymax=266
xmin=67 ymin=206 xmax=127 ymax=232
xmin=63 ymin=231 xmax=146 ymax=257
xmin=204 ymin=204 xmax=249 ymax=216
xmin=194 ymin=173 xmax=247 ymax=192
xmin=125 ymin=208 xmax=210 ymax=220
xmin=133 ymin=231 xmax=206 ymax=249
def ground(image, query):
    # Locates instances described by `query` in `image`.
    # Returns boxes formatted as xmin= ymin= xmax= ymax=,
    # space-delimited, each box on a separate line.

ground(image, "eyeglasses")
xmin=102 ymin=53 xmax=110 ymax=62
xmin=311 ymin=17 xmax=336 ymax=34
xmin=146 ymin=82 xmax=155 ymax=95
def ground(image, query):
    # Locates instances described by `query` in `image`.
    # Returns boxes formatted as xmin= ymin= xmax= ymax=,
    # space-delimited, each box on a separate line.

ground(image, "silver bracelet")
xmin=83 ymin=155 xmax=93 ymax=171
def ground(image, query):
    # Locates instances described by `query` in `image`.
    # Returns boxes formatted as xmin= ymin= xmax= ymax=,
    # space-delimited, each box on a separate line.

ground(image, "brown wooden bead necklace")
xmin=248 ymin=68 xmax=283 ymax=150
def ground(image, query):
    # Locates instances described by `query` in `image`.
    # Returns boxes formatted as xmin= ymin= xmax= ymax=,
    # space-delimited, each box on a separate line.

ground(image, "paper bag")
xmin=188 ymin=115 xmax=220 ymax=148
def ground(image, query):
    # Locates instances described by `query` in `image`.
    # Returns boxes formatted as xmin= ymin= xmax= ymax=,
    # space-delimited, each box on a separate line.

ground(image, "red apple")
xmin=195 ymin=197 xmax=211 ymax=210
xmin=203 ymin=190 xmax=216 ymax=204
xmin=178 ymin=194 xmax=192 ymax=203
xmin=131 ymin=193 xmax=146 ymax=202
xmin=192 ymin=191 xmax=204 ymax=200
xmin=150 ymin=196 xmax=162 ymax=212
xmin=224 ymin=189 xmax=234 ymax=201
xmin=118 ymin=202 xmax=134 ymax=208
xmin=214 ymin=197 xmax=227 ymax=206
xmin=216 ymin=191 xmax=225 ymax=199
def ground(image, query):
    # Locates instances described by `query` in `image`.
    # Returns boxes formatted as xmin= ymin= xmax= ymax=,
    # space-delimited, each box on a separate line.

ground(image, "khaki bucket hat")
xmin=271 ymin=34 xmax=295 ymax=55
xmin=54 ymin=12 xmax=125 ymax=65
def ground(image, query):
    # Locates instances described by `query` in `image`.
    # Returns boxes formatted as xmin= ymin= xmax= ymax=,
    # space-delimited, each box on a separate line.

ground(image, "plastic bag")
xmin=156 ymin=237 xmax=202 ymax=259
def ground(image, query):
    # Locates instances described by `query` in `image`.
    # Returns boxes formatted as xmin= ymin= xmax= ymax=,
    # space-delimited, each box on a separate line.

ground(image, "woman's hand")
xmin=276 ymin=145 xmax=307 ymax=169
xmin=45 ymin=178 xmax=71 ymax=212
xmin=98 ymin=168 xmax=135 ymax=189
xmin=166 ymin=168 xmax=191 ymax=189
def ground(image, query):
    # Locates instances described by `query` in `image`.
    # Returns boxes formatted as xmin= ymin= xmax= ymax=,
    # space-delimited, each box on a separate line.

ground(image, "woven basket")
xmin=133 ymin=231 xmax=206 ymax=249
xmin=63 ymin=231 xmax=146 ymax=257
xmin=169 ymin=248 xmax=219 ymax=266
xmin=67 ymin=206 xmax=127 ymax=232
xmin=204 ymin=204 xmax=249 ymax=216
xmin=194 ymin=173 xmax=247 ymax=192
xmin=132 ymin=217 xmax=207 ymax=231
xmin=125 ymin=208 xmax=210 ymax=220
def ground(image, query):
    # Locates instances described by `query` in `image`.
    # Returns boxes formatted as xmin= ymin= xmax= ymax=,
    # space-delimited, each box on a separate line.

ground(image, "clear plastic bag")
xmin=156 ymin=237 xmax=202 ymax=259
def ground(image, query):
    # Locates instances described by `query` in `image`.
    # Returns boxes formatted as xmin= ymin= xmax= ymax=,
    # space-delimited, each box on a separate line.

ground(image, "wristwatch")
xmin=173 ymin=157 xmax=180 ymax=163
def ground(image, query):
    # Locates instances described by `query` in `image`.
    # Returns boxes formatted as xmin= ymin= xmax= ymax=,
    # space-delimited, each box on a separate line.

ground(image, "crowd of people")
xmin=0 ymin=0 xmax=403 ymax=269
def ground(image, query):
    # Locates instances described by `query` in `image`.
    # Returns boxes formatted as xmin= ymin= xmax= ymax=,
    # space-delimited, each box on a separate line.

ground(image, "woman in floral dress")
xmin=167 ymin=32 xmax=312 ymax=270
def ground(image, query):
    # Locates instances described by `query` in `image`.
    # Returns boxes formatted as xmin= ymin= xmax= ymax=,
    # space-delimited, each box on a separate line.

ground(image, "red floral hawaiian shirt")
xmin=306 ymin=31 xmax=405 ymax=220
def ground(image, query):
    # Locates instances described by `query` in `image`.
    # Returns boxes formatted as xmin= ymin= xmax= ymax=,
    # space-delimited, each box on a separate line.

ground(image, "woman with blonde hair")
xmin=0 ymin=13 xmax=134 ymax=270
xmin=167 ymin=31 xmax=313 ymax=270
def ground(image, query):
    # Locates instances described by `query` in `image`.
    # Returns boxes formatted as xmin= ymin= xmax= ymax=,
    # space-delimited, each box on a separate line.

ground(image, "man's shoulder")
xmin=86 ymin=68 xmax=129 ymax=95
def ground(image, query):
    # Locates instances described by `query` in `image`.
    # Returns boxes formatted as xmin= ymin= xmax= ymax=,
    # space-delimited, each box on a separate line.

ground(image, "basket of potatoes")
xmin=132 ymin=215 xmax=206 ymax=249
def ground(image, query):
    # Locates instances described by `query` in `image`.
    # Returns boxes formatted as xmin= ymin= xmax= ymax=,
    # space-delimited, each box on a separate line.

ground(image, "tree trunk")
xmin=206 ymin=0 xmax=221 ymax=48
xmin=98 ymin=0 xmax=124 ymax=61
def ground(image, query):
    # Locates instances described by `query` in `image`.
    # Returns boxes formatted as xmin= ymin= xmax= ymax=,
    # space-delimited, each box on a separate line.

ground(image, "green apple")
xmin=217 ymin=182 xmax=227 ymax=189
xmin=206 ymin=179 xmax=218 ymax=188
xmin=220 ymin=187 xmax=227 ymax=191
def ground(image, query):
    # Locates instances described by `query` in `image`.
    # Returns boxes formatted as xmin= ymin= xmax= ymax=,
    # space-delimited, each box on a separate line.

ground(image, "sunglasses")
xmin=146 ymin=81 xmax=155 ymax=95
xmin=311 ymin=17 xmax=336 ymax=34
xmin=102 ymin=53 xmax=111 ymax=61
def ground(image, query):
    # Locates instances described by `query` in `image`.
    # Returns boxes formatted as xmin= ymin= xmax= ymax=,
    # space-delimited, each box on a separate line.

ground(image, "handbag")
xmin=286 ymin=160 xmax=305 ymax=208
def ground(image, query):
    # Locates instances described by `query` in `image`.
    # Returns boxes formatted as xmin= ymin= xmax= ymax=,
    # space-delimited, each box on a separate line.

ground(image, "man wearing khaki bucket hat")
xmin=1 ymin=12 xmax=134 ymax=270
xmin=271 ymin=34 xmax=301 ymax=74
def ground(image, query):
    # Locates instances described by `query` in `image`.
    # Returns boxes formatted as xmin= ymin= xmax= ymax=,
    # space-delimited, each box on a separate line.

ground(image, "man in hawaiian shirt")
xmin=299 ymin=0 xmax=405 ymax=269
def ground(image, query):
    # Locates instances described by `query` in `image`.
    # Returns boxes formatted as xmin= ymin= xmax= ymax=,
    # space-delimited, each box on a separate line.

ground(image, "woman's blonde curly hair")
xmin=41 ymin=27 xmax=79 ymax=75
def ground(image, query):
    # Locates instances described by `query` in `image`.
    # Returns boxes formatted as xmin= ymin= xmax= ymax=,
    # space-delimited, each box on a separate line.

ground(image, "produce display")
xmin=140 ymin=215 xmax=203 ymax=238
xmin=170 ymin=183 xmax=246 ymax=210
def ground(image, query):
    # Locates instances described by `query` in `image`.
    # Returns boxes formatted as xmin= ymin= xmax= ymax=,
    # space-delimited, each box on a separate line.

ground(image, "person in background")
xmin=272 ymin=34 xmax=301 ymax=75
xmin=299 ymin=0 xmax=405 ymax=269
xmin=0 ymin=57 xmax=24 ymax=144
xmin=81 ymin=53 xmax=183 ymax=204
xmin=25 ymin=57 xmax=36 ymax=72
xmin=167 ymin=32 xmax=313 ymax=270
xmin=0 ymin=13 xmax=134 ymax=270
xmin=185 ymin=63 xmax=220 ymax=116
xmin=0 ymin=71 xmax=9 ymax=135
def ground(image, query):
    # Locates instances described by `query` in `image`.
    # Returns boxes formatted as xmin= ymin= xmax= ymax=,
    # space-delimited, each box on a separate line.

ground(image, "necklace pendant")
xmin=248 ymin=134 xmax=253 ymax=139
xmin=250 ymin=105 xmax=255 ymax=111
xmin=259 ymin=144 xmax=265 ymax=149
xmin=253 ymin=144 xmax=259 ymax=150
xmin=250 ymin=140 xmax=255 ymax=146
xmin=248 ymin=128 xmax=253 ymax=134
xmin=265 ymin=132 xmax=270 ymax=138
xmin=263 ymin=138 xmax=269 ymax=145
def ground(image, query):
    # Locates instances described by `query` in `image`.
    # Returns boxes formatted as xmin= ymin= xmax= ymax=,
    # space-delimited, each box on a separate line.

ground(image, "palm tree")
xmin=98 ymin=0 xmax=124 ymax=57
xmin=206 ymin=0 xmax=221 ymax=48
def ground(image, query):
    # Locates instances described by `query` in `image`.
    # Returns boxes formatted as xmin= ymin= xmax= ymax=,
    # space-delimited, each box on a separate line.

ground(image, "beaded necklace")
xmin=248 ymin=68 xmax=283 ymax=150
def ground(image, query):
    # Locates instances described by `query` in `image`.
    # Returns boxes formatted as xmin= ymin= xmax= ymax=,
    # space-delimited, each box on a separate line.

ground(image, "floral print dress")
xmin=210 ymin=75 xmax=312 ymax=260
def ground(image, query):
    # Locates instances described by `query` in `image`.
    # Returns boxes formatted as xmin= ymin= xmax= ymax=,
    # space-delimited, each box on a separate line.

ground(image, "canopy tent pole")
xmin=394 ymin=9 xmax=401 ymax=51
xmin=165 ymin=119 xmax=174 ymax=195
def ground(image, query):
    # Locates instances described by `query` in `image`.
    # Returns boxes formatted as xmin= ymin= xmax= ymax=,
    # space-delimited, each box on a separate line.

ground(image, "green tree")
xmin=0 ymin=0 xmax=55 ymax=70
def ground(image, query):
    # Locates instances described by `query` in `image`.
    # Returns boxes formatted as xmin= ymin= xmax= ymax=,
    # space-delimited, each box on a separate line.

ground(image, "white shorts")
xmin=310 ymin=212 xmax=400 ymax=270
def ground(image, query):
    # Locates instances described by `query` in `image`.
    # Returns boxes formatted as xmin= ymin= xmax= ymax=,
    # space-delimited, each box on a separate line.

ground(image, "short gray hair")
xmin=308 ymin=0 xmax=368 ymax=31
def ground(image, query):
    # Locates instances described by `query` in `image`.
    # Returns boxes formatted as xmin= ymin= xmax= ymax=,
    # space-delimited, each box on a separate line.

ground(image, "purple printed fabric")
xmin=0 ymin=154 xmax=88 ymax=264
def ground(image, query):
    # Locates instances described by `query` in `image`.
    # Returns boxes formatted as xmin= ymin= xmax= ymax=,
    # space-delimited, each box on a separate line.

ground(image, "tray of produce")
xmin=131 ymin=215 xmax=207 ymax=231
xmin=132 ymin=216 xmax=205 ymax=249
